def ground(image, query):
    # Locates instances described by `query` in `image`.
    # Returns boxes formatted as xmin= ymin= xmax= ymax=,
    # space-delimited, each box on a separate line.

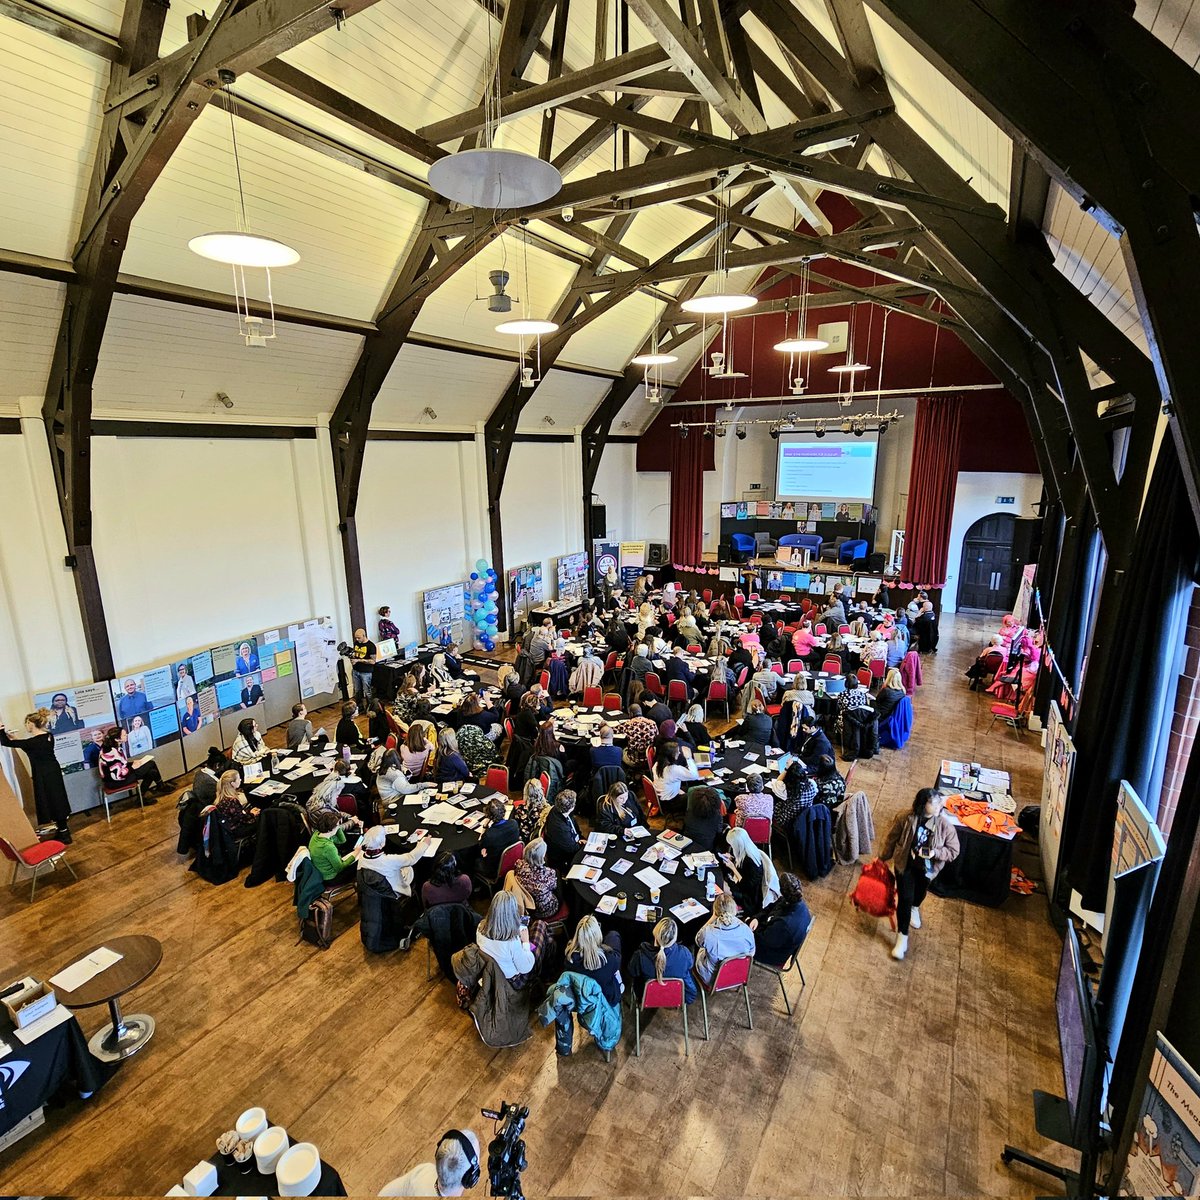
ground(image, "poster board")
xmin=593 ymin=541 xmax=619 ymax=584
xmin=32 ymin=683 xmax=116 ymax=777
xmin=1104 ymin=780 xmax=1166 ymax=953
xmin=109 ymin=667 xmax=185 ymax=785
xmin=1013 ymin=562 xmax=1037 ymax=627
xmin=619 ymin=540 xmax=646 ymax=590
xmin=288 ymin=618 xmax=340 ymax=702
xmin=1041 ymin=701 xmax=1075 ymax=896
xmin=1121 ymin=1033 xmax=1200 ymax=1197
xmin=421 ymin=583 xmax=468 ymax=647
xmin=251 ymin=628 xmax=302 ymax=731
xmin=507 ymin=563 xmax=544 ymax=634
xmin=556 ymin=552 xmax=589 ymax=601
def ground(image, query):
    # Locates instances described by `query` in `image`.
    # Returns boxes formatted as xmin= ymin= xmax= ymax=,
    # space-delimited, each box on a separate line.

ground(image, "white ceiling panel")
xmin=0 ymin=274 xmax=65 ymax=411
xmin=611 ymin=383 xmax=660 ymax=434
xmin=516 ymin=370 xmax=611 ymax=430
xmin=1136 ymin=0 xmax=1200 ymax=68
xmin=122 ymin=104 xmax=426 ymax=320
xmin=0 ymin=24 xmax=108 ymax=259
xmin=864 ymin=8 xmax=1011 ymax=211
xmin=1043 ymin=182 xmax=1147 ymax=354
xmin=93 ymin=295 xmax=362 ymax=420
xmin=372 ymin=342 xmax=516 ymax=426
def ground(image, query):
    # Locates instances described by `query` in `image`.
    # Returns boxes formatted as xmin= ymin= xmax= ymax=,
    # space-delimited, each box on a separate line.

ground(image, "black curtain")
xmin=1065 ymin=441 xmax=1199 ymax=910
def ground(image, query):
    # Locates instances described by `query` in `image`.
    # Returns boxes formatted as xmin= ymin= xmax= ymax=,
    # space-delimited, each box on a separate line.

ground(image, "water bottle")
xmin=705 ymin=871 xmax=716 ymax=902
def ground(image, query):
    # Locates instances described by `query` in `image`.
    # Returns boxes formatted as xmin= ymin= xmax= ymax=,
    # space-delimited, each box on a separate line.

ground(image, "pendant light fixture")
xmin=681 ymin=188 xmax=756 ymax=315
xmin=495 ymin=231 xmax=557 ymax=386
xmin=773 ymin=261 xmax=828 ymax=395
xmin=829 ymin=302 xmax=871 ymax=378
xmin=630 ymin=349 xmax=677 ymax=404
xmin=428 ymin=3 xmax=562 ymax=208
xmin=188 ymin=69 xmax=300 ymax=346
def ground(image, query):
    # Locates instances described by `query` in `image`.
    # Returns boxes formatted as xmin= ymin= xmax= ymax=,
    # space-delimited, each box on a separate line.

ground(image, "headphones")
xmin=440 ymin=1130 xmax=480 ymax=1189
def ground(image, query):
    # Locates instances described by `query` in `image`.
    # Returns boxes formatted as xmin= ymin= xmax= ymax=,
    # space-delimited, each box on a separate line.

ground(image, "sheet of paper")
xmin=14 ymin=1003 xmax=74 ymax=1044
xmin=566 ymin=864 xmax=603 ymax=883
xmin=627 ymin=825 xmax=650 ymax=839
xmin=49 ymin=947 xmax=124 ymax=992
xmin=595 ymin=895 xmax=620 ymax=915
xmin=671 ymin=897 xmax=708 ymax=922
xmin=584 ymin=832 xmax=612 ymax=853
xmin=421 ymin=801 xmax=468 ymax=825
xmin=591 ymin=876 xmax=616 ymax=896
xmin=582 ymin=855 xmax=607 ymax=869
xmin=403 ymin=793 xmax=428 ymax=805
xmin=382 ymin=824 xmax=400 ymax=835
xmin=635 ymin=904 xmax=660 ymax=922
xmin=610 ymin=858 xmax=634 ymax=875
xmin=419 ymin=837 xmax=442 ymax=858
xmin=743 ymin=752 xmax=760 ymax=762
xmin=660 ymin=858 xmax=679 ymax=876
xmin=635 ymin=865 xmax=669 ymax=889
xmin=743 ymin=764 xmax=770 ymax=776
xmin=659 ymin=830 xmax=692 ymax=849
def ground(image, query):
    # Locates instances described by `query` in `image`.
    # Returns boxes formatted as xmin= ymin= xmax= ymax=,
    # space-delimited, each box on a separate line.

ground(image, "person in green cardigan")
xmin=309 ymin=809 xmax=360 ymax=885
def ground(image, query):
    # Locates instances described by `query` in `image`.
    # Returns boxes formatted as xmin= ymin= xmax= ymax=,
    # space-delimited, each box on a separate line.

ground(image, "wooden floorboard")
xmin=0 ymin=613 xmax=1072 ymax=1196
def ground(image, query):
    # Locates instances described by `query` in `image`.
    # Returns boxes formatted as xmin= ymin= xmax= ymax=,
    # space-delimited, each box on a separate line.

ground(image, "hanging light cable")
xmin=495 ymin=226 xmax=559 ymax=384
xmin=682 ymin=185 xmax=756 ymax=314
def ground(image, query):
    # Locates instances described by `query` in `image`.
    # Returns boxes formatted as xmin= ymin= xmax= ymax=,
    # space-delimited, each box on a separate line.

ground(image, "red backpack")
xmin=851 ymin=859 xmax=897 ymax=928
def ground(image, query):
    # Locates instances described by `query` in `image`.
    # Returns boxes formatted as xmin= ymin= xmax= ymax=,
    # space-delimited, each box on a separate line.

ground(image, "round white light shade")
xmin=774 ymin=337 xmax=829 ymax=353
xmin=680 ymin=292 xmax=757 ymax=314
xmin=495 ymin=318 xmax=559 ymax=335
xmin=829 ymin=361 xmax=871 ymax=374
xmin=631 ymin=352 xmax=678 ymax=366
xmin=188 ymin=232 xmax=300 ymax=267
xmin=428 ymin=148 xmax=563 ymax=208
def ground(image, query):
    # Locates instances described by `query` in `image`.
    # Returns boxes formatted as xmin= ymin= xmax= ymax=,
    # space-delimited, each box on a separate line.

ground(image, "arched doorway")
xmin=958 ymin=513 xmax=1020 ymax=612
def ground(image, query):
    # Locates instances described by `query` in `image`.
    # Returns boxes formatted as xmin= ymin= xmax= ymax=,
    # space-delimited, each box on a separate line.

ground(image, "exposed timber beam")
xmin=0 ymin=0 xmax=118 ymax=58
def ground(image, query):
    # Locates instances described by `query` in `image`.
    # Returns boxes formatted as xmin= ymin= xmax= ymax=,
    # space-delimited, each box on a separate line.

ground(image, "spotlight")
xmin=841 ymin=419 xmax=852 ymax=434
xmin=735 ymin=426 xmax=747 ymax=441
xmin=769 ymin=425 xmax=780 ymax=440
xmin=715 ymin=424 xmax=727 ymax=437
xmin=679 ymin=425 xmax=689 ymax=439
xmin=878 ymin=419 xmax=889 ymax=434
xmin=703 ymin=426 xmax=714 ymax=439
xmin=814 ymin=423 xmax=826 ymax=439
xmin=853 ymin=423 xmax=864 ymax=437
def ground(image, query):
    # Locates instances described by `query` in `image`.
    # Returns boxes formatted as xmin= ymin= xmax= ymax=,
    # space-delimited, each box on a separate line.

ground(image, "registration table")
xmin=929 ymin=759 xmax=1020 ymax=907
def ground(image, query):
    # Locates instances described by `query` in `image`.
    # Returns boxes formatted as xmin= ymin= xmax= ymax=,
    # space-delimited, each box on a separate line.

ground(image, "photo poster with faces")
xmin=171 ymin=649 xmax=218 ymax=734
xmin=422 ymin=583 xmax=469 ymax=647
xmin=210 ymin=635 xmax=265 ymax=716
xmin=110 ymin=666 xmax=180 ymax=751
xmin=32 ymin=682 xmax=117 ymax=774
xmin=507 ymin=562 xmax=544 ymax=631
xmin=556 ymin=551 xmax=589 ymax=601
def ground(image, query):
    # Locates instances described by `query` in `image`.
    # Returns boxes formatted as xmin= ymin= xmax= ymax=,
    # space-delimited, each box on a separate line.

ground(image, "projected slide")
xmin=776 ymin=433 xmax=878 ymax=502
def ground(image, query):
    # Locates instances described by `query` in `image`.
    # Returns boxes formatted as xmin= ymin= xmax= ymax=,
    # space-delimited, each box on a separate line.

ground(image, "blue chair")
xmin=879 ymin=695 xmax=913 ymax=749
xmin=730 ymin=533 xmax=756 ymax=562
xmin=838 ymin=538 xmax=869 ymax=565
xmin=779 ymin=533 xmax=823 ymax=557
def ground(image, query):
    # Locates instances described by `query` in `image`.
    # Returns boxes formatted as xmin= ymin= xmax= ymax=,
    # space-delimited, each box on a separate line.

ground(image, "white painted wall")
xmin=357 ymin=436 xmax=488 ymax=644
xmin=89 ymin=433 xmax=347 ymax=672
xmin=0 ymin=427 xmax=92 ymax=720
xmin=942 ymin=471 xmax=1043 ymax=612
xmin=591 ymin=443 xmax=637 ymax=544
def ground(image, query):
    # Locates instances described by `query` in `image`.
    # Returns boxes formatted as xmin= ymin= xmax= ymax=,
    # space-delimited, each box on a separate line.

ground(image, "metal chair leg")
xmin=743 ymin=984 xmax=753 ymax=1030
xmin=29 ymin=862 xmax=40 ymax=902
xmin=699 ymin=987 xmax=710 ymax=1040
xmin=681 ymin=1003 xmax=689 ymax=1057
xmin=635 ymin=1005 xmax=641 ymax=1056
xmin=426 ymin=939 xmax=433 ymax=981
xmin=61 ymin=856 xmax=78 ymax=881
xmin=777 ymin=971 xmax=792 ymax=1016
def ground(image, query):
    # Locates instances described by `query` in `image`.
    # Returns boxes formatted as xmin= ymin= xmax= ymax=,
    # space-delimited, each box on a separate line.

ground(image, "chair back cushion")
xmin=642 ymin=977 xmax=684 ymax=1009
xmin=743 ymin=816 xmax=771 ymax=845
xmin=498 ymin=841 xmax=525 ymax=878
xmin=712 ymin=954 xmax=753 ymax=990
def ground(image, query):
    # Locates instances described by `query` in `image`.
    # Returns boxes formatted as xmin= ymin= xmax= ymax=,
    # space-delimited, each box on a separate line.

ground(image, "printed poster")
xmin=618 ymin=541 xmax=646 ymax=592
xmin=756 ymin=500 xmax=771 ymax=517
xmin=736 ymin=503 xmax=748 ymax=520
xmin=111 ymin=666 xmax=180 ymax=749
xmin=1121 ymin=1034 xmax=1200 ymax=1197
xmin=780 ymin=502 xmax=796 ymax=519
xmin=720 ymin=503 xmax=736 ymax=519
xmin=33 ymin=682 xmax=117 ymax=774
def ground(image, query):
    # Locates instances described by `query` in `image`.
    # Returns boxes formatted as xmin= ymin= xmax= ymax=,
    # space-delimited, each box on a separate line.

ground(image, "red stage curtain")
xmin=669 ymin=426 xmax=705 ymax=564
xmin=901 ymin=395 xmax=963 ymax=589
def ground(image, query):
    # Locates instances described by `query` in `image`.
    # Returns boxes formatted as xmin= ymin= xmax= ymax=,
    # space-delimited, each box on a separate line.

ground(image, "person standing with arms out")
xmin=877 ymin=789 xmax=960 ymax=961
xmin=0 ymin=709 xmax=73 ymax=843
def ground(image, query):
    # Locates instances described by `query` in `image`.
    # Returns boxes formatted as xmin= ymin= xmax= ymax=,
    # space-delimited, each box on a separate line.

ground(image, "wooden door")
xmin=958 ymin=513 xmax=1018 ymax=612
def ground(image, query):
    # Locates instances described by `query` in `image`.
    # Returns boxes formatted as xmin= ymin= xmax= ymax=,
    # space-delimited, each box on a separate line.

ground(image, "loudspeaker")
xmin=717 ymin=543 xmax=732 ymax=564
xmin=647 ymin=541 xmax=669 ymax=567
xmin=590 ymin=503 xmax=607 ymax=539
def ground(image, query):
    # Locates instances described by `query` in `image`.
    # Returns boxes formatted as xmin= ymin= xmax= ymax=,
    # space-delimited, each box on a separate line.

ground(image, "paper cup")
xmin=235 ymin=1107 xmax=269 ymax=1141
xmin=254 ymin=1126 xmax=290 ymax=1174
xmin=276 ymin=1143 xmax=322 ymax=1197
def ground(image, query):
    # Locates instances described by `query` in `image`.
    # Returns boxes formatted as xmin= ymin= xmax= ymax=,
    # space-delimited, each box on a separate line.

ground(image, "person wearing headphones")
xmin=380 ymin=1128 xmax=482 ymax=1196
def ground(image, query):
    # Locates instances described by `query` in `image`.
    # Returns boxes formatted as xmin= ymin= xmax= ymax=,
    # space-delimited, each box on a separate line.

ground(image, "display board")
xmin=593 ymin=540 xmax=619 ymax=584
xmin=507 ymin=563 xmax=544 ymax=633
xmin=420 ymin=582 xmax=468 ymax=647
xmin=109 ymin=666 xmax=185 ymax=784
xmin=619 ymin=541 xmax=646 ymax=591
xmin=775 ymin=431 xmax=879 ymax=503
xmin=1041 ymin=701 xmax=1075 ymax=896
xmin=556 ymin=552 xmax=589 ymax=601
xmin=32 ymin=683 xmax=116 ymax=776
xmin=171 ymin=651 xmax=218 ymax=737
xmin=1121 ymin=1033 xmax=1200 ymax=1197
xmin=1104 ymin=781 xmax=1166 ymax=952
xmin=288 ymin=618 xmax=340 ymax=700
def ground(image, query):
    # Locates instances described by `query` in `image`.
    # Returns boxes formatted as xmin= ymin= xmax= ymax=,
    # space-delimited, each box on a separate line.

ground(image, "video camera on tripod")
xmin=481 ymin=1101 xmax=529 ymax=1199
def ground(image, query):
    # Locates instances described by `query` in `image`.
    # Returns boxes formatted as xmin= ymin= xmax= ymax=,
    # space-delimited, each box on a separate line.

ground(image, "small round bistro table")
xmin=53 ymin=934 xmax=163 ymax=1063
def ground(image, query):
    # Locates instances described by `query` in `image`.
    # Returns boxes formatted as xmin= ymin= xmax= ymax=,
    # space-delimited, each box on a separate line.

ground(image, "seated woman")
xmin=401 ymin=721 xmax=432 ymax=778
xmin=732 ymin=772 xmax=773 ymax=827
xmin=650 ymin=740 xmax=700 ymax=811
xmin=773 ymin=760 xmax=817 ymax=838
xmin=434 ymin=728 xmax=471 ymax=784
xmin=813 ymin=755 xmax=847 ymax=809
xmin=675 ymin=607 xmax=702 ymax=647
xmin=477 ymin=797 xmax=521 ymax=878
xmin=99 ymin=727 xmax=169 ymax=795
xmin=605 ymin=614 xmax=630 ymax=654
xmin=709 ymin=594 xmax=731 ymax=620
xmin=513 ymin=690 xmax=542 ymax=743
xmin=516 ymin=778 xmax=548 ymax=844
xmin=230 ymin=717 xmax=272 ymax=769
xmin=751 ymin=872 xmax=813 ymax=966
xmin=512 ymin=837 xmax=561 ymax=920
xmin=475 ymin=890 xmax=546 ymax=984
xmin=422 ymin=851 xmax=473 ymax=908
xmin=682 ymin=786 xmax=725 ymax=852
xmin=335 ymin=702 xmax=364 ymax=749
xmin=393 ymin=672 xmax=430 ymax=725
xmin=722 ymin=827 xmax=781 ymax=919
xmin=873 ymin=668 xmax=907 ymax=723
xmin=693 ymin=891 xmax=756 ymax=985
xmin=306 ymin=760 xmax=361 ymax=828
xmin=496 ymin=663 xmax=526 ymax=709
xmin=541 ymin=789 xmax=581 ymax=871
xmin=525 ymin=722 xmax=565 ymax=799
xmin=308 ymin=808 xmax=360 ymax=885
xmin=863 ymin=630 xmax=889 ymax=667
xmin=357 ymin=825 xmax=432 ymax=913
xmin=629 ymin=917 xmax=697 ymax=1004
xmin=735 ymin=699 xmax=775 ymax=746
xmin=680 ymin=703 xmax=711 ymax=748
xmin=791 ymin=620 xmax=819 ymax=662
xmin=965 ymin=635 xmax=1006 ymax=690
xmin=214 ymin=769 xmax=259 ymax=837
xmin=457 ymin=720 xmax=499 ymax=776
xmin=593 ymin=781 xmax=644 ymax=834
xmin=376 ymin=747 xmax=425 ymax=803
xmin=564 ymin=915 xmax=623 ymax=1006
xmin=367 ymin=699 xmax=391 ymax=743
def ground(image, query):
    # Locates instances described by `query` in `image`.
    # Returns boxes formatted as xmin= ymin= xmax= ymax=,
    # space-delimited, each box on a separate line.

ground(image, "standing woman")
xmin=877 ymin=788 xmax=960 ymax=961
xmin=0 ymin=709 xmax=73 ymax=842
xmin=377 ymin=605 xmax=400 ymax=644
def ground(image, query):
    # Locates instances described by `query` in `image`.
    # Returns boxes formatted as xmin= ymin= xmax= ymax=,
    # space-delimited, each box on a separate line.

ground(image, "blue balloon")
xmin=470 ymin=572 xmax=479 ymax=580
xmin=486 ymin=613 xmax=497 ymax=624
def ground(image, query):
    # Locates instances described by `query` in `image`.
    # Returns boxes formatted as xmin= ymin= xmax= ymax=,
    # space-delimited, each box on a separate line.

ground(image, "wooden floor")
xmin=0 ymin=613 xmax=1071 ymax=1196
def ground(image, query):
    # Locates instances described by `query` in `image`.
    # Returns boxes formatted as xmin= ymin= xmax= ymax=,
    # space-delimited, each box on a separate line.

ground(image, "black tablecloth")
xmin=379 ymin=787 xmax=488 ymax=859
xmin=0 ymin=1011 xmax=114 ymax=1134
xmin=208 ymin=1155 xmax=346 ymax=1196
xmin=930 ymin=825 xmax=1014 ymax=906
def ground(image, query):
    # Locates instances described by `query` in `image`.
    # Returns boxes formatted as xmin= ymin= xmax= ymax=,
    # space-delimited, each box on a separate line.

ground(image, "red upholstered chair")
xmin=869 ymin=657 xmax=886 ymax=682
xmin=838 ymin=624 xmax=851 ymax=634
xmin=101 ymin=777 xmax=144 ymax=822
xmin=800 ymin=598 xmax=812 ymax=613
xmin=695 ymin=954 xmax=753 ymax=1039
xmin=603 ymin=693 xmax=623 ymax=711
xmin=645 ymin=672 xmax=665 ymax=697
xmin=538 ymin=670 xmax=551 ymax=691
xmin=702 ymin=589 xmax=713 ymax=604
xmin=749 ymin=593 xmax=761 ymax=601
xmin=634 ymin=977 xmax=690 ymax=1057
xmin=769 ymin=662 xmax=784 ymax=676
xmin=582 ymin=686 xmax=603 ymax=708
xmin=778 ymin=594 xmax=791 ymax=603
xmin=748 ymin=613 xmax=763 ymax=628
xmin=0 ymin=836 xmax=77 ymax=902
xmin=742 ymin=815 xmax=772 ymax=851
xmin=705 ymin=681 xmax=730 ymax=719
xmin=539 ymin=772 xmax=551 ymax=796
xmin=735 ymin=666 xmax=749 ymax=689
xmin=641 ymin=775 xmax=661 ymax=818
xmin=856 ymin=667 xmax=873 ymax=688
xmin=844 ymin=761 xmax=857 ymax=791
xmin=645 ymin=746 xmax=656 ymax=771
xmin=497 ymin=841 xmax=525 ymax=882
xmin=813 ymin=623 xmax=827 ymax=635
xmin=733 ymin=595 xmax=745 ymax=612
xmin=667 ymin=679 xmax=689 ymax=713
xmin=503 ymin=718 xmax=514 ymax=741
xmin=485 ymin=766 xmax=510 ymax=794
xmin=686 ymin=644 xmax=703 ymax=655
xmin=821 ymin=657 xmax=842 ymax=674
xmin=786 ymin=659 xmax=805 ymax=675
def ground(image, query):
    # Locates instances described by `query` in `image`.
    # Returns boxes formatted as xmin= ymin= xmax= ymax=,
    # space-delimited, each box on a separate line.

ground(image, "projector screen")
xmin=775 ymin=431 xmax=879 ymax=503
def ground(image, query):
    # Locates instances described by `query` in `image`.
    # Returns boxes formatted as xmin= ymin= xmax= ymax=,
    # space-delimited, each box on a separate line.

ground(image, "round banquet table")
xmin=52 ymin=933 xmax=163 ymax=1063
xmin=567 ymin=827 xmax=715 ymax=939
xmin=379 ymin=787 xmax=487 ymax=860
